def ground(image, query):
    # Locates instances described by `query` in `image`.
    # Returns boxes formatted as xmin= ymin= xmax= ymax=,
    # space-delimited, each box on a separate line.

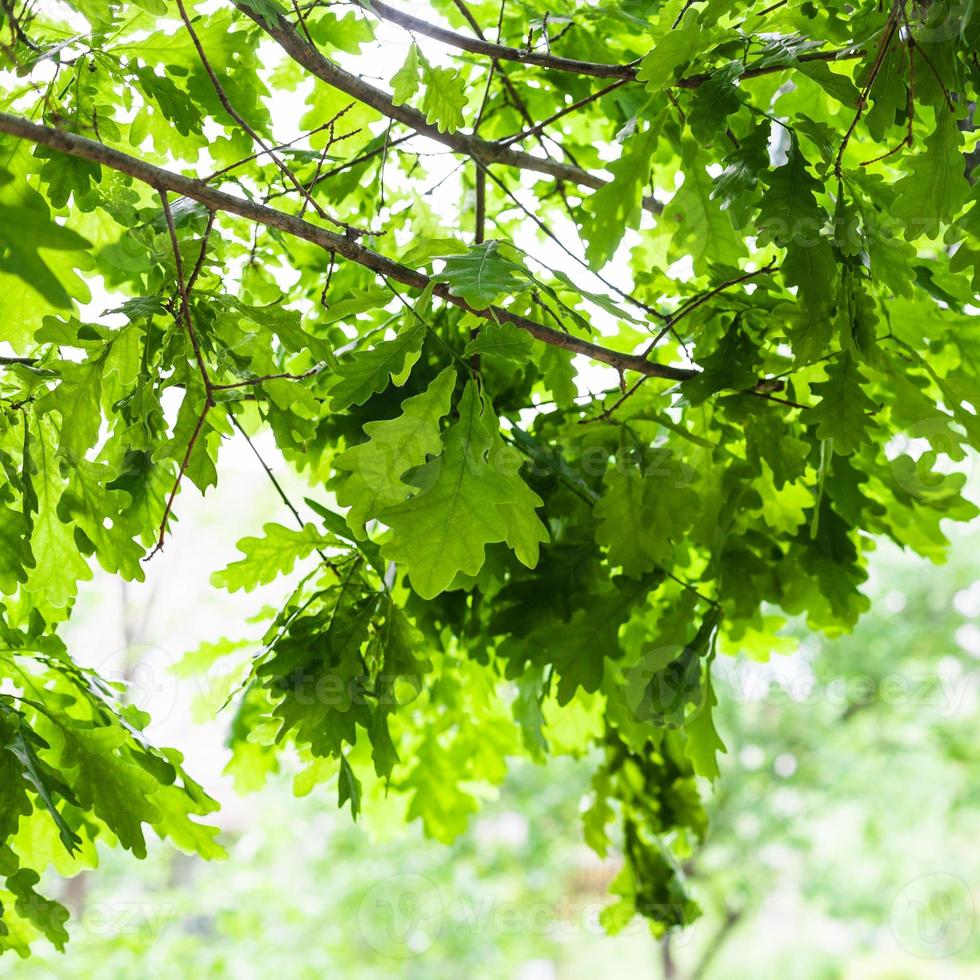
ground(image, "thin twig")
xmin=747 ymin=389 xmax=807 ymax=410
xmin=320 ymin=250 xmax=336 ymax=309
xmin=834 ymin=3 xmax=902 ymax=179
xmin=908 ymin=29 xmax=955 ymax=111
xmin=146 ymin=403 xmax=210 ymax=559
xmin=147 ymin=191 xmax=217 ymax=559
xmin=474 ymin=158 xmax=666 ymax=321
xmin=452 ymin=0 xmax=583 ymax=172
xmin=175 ymin=0 xmax=360 ymax=235
xmin=500 ymin=78 xmax=629 ymax=147
xmin=672 ymin=0 xmax=698 ymax=29
xmin=265 ymin=131 xmax=415 ymax=203
xmin=668 ymin=259 xmax=777 ymax=329
xmin=186 ymin=209 xmax=215 ymax=293
xmin=290 ymin=0 xmax=316 ymax=46
xmin=347 ymin=0 xmax=860 ymax=86
xmin=234 ymin=0 xmax=662 ymax=211
xmin=206 ymin=120 xmax=358 ymax=183
xmin=159 ymin=191 xmax=213 ymax=397
xmin=229 ymin=410 xmax=338 ymax=572
xmin=579 ymin=375 xmax=649 ymax=424
xmin=209 ymin=365 xmax=326 ymax=391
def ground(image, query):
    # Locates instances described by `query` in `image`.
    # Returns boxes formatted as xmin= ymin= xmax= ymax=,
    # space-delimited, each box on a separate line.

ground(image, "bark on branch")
xmin=0 ymin=111 xmax=695 ymax=382
xmin=231 ymin=1 xmax=665 ymax=212
xmin=349 ymin=0 xmax=861 ymax=87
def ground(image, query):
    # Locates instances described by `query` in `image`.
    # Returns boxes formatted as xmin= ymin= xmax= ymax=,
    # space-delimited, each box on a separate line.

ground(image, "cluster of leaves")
xmin=0 ymin=0 xmax=978 ymax=956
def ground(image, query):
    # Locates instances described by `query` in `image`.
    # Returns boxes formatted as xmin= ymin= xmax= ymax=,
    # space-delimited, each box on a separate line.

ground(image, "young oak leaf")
xmin=756 ymin=138 xmax=835 ymax=306
xmin=433 ymin=241 xmax=531 ymax=309
xmin=594 ymin=458 xmax=699 ymax=577
xmin=146 ymin=780 xmax=226 ymax=860
xmin=379 ymin=381 xmax=547 ymax=599
xmin=0 ymin=705 xmax=81 ymax=855
xmin=334 ymin=367 xmax=457 ymax=536
xmin=892 ymin=110 xmax=969 ymax=240
xmin=580 ymin=121 xmax=661 ymax=270
xmin=337 ymin=755 xmax=361 ymax=819
xmin=804 ymin=354 xmax=879 ymax=454
xmin=35 ymin=355 xmax=105 ymax=464
xmin=0 ymin=202 xmax=91 ymax=309
xmin=420 ymin=66 xmax=467 ymax=134
xmin=756 ymin=139 xmax=828 ymax=247
xmin=390 ymin=43 xmax=466 ymax=133
xmin=463 ymin=321 xmax=533 ymax=363
xmin=57 ymin=724 xmax=163 ymax=858
xmin=683 ymin=665 xmax=726 ymax=781
xmin=663 ymin=140 xmax=746 ymax=275
xmin=5 ymin=869 xmax=70 ymax=951
xmin=211 ymin=522 xmax=335 ymax=592
xmin=24 ymin=421 xmax=94 ymax=610
xmin=390 ymin=43 xmax=421 ymax=106
xmin=686 ymin=63 xmax=743 ymax=145
xmin=683 ymin=318 xmax=759 ymax=404
xmin=636 ymin=7 xmax=710 ymax=93
xmin=499 ymin=575 xmax=658 ymax=704
xmin=330 ymin=321 xmax=426 ymax=410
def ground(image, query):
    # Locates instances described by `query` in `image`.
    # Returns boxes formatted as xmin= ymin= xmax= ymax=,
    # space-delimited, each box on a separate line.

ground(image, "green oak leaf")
xmin=463 ymin=321 xmax=533 ymax=362
xmin=684 ymin=318 xmax=759 ymax=403
xmin=420 ymin=66 xmax=467 ymax=133
xmin=636 ymin=8 xmax=707 ymax=93
xmin=330 ymin=322 xmax=426 ymax=410
xmin=687 ymin=63 xmax=743 ymax=144
xmin=335 ymin=367 xmax=456 ymax=535
xmin=6 ymin=869 xmax=70 ymax=951
xmin=804 ymin=355 xmax=879 ymax=454
xmin=390 ymin=43 xmax=421 ymax=106
xmin=211 ymin=522 xmax=335 ymax=592
xmin=892 ymin=110 xmax=969 ymax=240
xmin=0 ymin=203 xmax=91 ymax=309
xmin=757 ymin=139 xmax=829 ymax=249
xmin=56 ymin=724 xmax=162 ymax=858
xmin=581 ymin=121 xmax=661 ymax=269
xmin=380 ymin=382 xmax=547 ymax=599
xmin=35 ymin=355 xmax=105 ymax=464
xmin=337 ymin=755 xmax=361 ymax=819
xmin=595 ymin=457 xmax=699 ymax=577
xmin=433 ymin=241 xmax=531 ymax=309
xmin=683 ymin=665 xmax=726 ymax=781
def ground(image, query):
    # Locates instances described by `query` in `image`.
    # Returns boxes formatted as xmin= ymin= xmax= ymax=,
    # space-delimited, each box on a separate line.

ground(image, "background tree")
xmin=0 ymin=0 xmax=977 ymax=957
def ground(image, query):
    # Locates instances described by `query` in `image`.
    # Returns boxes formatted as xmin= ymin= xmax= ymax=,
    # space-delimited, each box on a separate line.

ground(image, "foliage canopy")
xmin=0 ymin=0 xmax=978 ymax=956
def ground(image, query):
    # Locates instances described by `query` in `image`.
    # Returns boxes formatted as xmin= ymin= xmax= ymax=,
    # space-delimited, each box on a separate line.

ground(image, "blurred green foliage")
xmin=5 ymin=529 xmax=976 ymax=979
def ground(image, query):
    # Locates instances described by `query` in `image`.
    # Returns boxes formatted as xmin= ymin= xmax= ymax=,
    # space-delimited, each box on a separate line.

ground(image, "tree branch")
xmin=159 ymin=190 xmax=214 ymax=399
xmin=689 ymin=907 xmax=745 ymax=980
xmin=232 ymin=0 xmax=662 ymax=213
xmin=351 ymin=0 xmax=860 ymax=88
xmin=174 ymin=0 xmax=348 ymax=231
xmin=500 ymin=77 xmax=630 ymax=147
xmin=351 ymin=0 xmax=638 ymax=79
xmin=0 ymin=111 xmax=694 ymax=381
